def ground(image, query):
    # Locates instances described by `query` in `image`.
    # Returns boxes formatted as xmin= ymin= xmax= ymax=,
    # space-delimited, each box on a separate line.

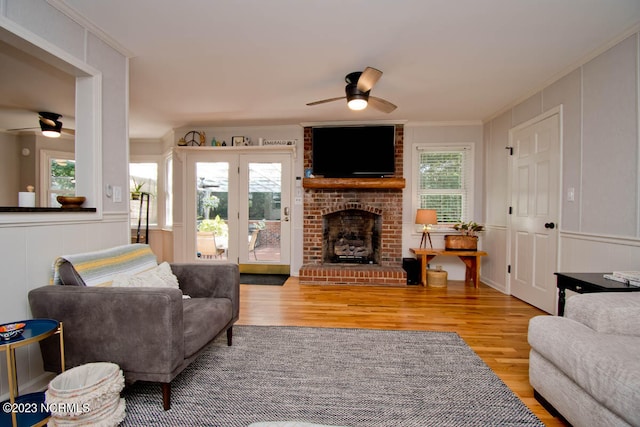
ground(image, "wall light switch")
xmin=113 ymin=186 xmax=122 ymax=203
xmin=567 ymin=187 xmax=575 ymax=202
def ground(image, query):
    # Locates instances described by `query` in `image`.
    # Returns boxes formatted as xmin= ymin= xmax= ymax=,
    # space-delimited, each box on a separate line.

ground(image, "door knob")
xmin=544 ymin=222 xmax=555 ymax=229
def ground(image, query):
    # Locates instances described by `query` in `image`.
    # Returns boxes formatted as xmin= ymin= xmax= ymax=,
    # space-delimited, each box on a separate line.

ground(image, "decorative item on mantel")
xmin=444 ymin=221 xmax=484 ymax=251
xmin=181 ymin=130 xmax=204 ymax=146
xmin=262 ymin=139 xmax=297 ymax=146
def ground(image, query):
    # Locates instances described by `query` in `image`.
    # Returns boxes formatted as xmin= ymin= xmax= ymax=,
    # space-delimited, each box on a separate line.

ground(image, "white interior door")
xmin=509 ymin=112 xmax=560 ymax=314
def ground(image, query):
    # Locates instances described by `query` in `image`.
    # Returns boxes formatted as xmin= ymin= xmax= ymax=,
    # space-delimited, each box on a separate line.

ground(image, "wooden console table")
xmin=410 ymin=248 xmax=487 ymax=288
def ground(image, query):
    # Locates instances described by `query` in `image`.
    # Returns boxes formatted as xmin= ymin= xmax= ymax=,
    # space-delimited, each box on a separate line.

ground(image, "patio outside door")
xmin=239 ymin=154 xmax=290 ymax=273
xmin=187 ymin=151 xmax=291 ymax=273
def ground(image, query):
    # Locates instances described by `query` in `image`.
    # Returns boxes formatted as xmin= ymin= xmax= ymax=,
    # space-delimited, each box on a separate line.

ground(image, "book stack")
xmin=603 ymin=271 xmax=640 ymax=287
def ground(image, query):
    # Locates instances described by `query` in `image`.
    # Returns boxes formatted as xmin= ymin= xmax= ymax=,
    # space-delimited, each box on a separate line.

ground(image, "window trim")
xmin=129 ymin=155 xmax=163 ymax=229
xmin=40 ymin=149 xmax=76 ymax=207
xmin=412 ymin=142 xmax=475 ymax=233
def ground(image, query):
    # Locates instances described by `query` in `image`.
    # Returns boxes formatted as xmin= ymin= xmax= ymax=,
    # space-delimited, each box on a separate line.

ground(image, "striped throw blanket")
xmin=51 ymin=244 xmax=158 ymax=287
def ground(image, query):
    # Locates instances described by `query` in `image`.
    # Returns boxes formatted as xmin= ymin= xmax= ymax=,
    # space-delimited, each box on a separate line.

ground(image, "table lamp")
xmin=415 ymin=209 xmax=438 ymax=248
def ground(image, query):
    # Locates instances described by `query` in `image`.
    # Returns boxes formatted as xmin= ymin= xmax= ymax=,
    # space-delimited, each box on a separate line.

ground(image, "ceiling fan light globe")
xmin=348 ymin=98 xmax=368 ymax=110
xmin=42 ymin=130 xmax=61 ymax=138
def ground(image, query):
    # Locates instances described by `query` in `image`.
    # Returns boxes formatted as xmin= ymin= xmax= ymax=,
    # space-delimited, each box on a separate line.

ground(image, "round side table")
xmin=0 ymin=319 xmax=64 ymax=427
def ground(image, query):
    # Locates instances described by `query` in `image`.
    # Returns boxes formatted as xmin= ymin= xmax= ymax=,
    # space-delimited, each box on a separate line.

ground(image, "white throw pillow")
xmin=111 ymin=262 xmax=189 ymax=298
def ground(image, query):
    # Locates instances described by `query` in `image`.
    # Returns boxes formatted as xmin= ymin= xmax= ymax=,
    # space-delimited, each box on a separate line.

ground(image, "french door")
xmin=185 ymin=150 xmax=291 ymax=271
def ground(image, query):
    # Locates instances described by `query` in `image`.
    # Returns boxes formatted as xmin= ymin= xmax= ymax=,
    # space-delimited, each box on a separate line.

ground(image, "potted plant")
xmin=202 ymin=195 xmax=220 ymax=220
xmin=198 ymin=215 xmax=228 ymax=237
xmin=444 ymin=221 xmax=484 ymax=251
xmin=130 ymin=178 xmax=145 ymax=200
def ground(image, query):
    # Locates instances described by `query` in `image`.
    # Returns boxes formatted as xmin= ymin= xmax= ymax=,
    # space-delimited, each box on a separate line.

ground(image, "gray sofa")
xmin=528 ymin=292 xmax=640 ymax=426
xmin=28 ymin=245 xmax=240 ymax=410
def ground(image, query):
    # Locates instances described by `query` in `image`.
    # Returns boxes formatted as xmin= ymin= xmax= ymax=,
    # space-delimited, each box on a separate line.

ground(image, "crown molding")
xmin=48 ymin=0 xmax=136 ymax=58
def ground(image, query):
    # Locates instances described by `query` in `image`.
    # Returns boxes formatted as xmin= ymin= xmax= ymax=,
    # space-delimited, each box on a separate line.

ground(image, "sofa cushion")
xmin=528 ymin=315 xmax=640 ymax=426
xmin=182 ymin=297 xmax=233 ymax=358
xmin=52 ymin=244 xmax=158 ymax=287
xmin=566 ymin=292 xmax=640 ymax=337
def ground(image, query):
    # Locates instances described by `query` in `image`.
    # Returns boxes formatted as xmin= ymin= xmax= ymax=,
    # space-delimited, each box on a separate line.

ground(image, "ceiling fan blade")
xmin=39 ymin=116 xmax=57 ymax=127
xmin=357 ymin=67 xmax=383 ymax=92
xmin=62 ymin=127 xmax=75 ymax=136
xmin=5 ymin=127 xmax=38 ymax=132
xmin=306 ymin=96 xmax=346 ymax=106
xmin=368 ymin=96 xmax=397 ymax=113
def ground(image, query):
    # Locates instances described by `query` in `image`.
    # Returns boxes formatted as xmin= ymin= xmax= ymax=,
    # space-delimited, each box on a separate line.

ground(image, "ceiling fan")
xmin=306 ymin=67 xmax=397 ymax=113
xmin=7 ymin=112 xmax=75 ymax=138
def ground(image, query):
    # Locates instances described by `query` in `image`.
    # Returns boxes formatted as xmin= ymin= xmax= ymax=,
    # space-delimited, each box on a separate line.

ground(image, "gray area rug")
xmin=121 ymin=326 xmax=544 ymax=427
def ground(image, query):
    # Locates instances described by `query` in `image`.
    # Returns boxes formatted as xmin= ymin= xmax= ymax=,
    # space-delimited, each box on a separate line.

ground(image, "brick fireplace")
xmin=299 ymin=125 xmax=407 ymax=286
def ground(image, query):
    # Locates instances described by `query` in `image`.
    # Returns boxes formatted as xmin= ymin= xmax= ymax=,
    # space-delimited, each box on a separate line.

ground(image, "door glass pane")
xmin=196 ymin=162 xmax=229 ymax=261
xmin=248 ymin=162 xmax=281 ymax=262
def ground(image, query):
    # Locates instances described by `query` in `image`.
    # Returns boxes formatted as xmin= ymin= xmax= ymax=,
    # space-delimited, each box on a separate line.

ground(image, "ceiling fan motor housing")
xmin=39 ymin=111 xmax=63 ymax=135
xmin=345 ymin=72 xmax=370 ymax=104
xmin=345 ymin=83 xmax=369 ymax=103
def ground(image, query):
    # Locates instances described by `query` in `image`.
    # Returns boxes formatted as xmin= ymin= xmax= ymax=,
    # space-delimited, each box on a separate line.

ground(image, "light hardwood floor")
xmin=237 ymin=277 xmax=567 ymax=427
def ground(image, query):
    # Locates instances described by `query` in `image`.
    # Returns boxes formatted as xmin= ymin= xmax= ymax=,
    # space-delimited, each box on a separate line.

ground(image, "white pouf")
xmin=46 ymin=362 xmax=126 ymax=426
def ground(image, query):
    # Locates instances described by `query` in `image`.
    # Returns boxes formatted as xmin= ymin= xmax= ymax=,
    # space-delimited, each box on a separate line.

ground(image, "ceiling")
xmin=3 ymin=0 xmax=640 ymax=140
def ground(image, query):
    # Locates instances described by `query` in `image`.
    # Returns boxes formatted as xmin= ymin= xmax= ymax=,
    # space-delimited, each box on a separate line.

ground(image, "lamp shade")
xmin=415 ymin=209 xmax=437 ymax=225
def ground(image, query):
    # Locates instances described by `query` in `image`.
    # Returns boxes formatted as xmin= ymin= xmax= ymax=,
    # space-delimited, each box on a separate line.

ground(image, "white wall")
xmin=0 ymin=133 xmax=20 ymax=205
xmin=483 ymin=31 xmax=640 ymax=292
xmin=0 ymin=0 xmax=130 ymax=398
xmin=402 ymin=123 xmax=484 ymax=280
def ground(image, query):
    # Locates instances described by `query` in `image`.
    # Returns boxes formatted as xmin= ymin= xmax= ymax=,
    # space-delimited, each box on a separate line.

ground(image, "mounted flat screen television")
xmin=312 ymin=125 xmax=396 ymax=178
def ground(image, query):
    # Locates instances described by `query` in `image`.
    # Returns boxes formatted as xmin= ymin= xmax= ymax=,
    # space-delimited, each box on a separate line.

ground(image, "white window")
xmin=129 ymin=161 xmax=159 ymax=227
xmin=41 ymin=150 xmax=75 ymax=207
xmin=415 ymin=144 xmax=474 ymax=225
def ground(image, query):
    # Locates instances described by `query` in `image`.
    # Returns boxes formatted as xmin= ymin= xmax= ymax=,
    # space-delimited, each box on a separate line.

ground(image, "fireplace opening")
xmin=323 ymin=209 xmax=381 ymax=264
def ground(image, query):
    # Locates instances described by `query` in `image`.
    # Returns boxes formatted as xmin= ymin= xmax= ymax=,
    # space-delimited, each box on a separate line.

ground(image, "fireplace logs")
xmin=324 ymin=209 xmax=380 ymax=264
xmin=334 ymin=237 xmax=370 ymax=261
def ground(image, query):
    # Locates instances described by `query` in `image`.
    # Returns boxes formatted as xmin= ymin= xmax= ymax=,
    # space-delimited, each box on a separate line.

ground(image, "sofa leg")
xmin=162 ymin=382 xmax=171 ymax=410
xmin=534 ymin=389 xmax=569 ymax=423
xmin=227 ymin=327 xmax=233 ymax=346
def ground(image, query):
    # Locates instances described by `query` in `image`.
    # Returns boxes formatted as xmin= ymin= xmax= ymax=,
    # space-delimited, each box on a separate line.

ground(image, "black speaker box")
xmin=402 ymin=258 xmax=420 ymax=285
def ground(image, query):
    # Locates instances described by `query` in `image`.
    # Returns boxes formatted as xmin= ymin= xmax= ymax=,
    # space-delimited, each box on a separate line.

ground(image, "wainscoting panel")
xmin=559 ymin=232 xmax=640 ymax=272
xmin=0 ymin=213 xmax=129 ymax=401
xmin=480 ymin=226 xmax=508 ymax=293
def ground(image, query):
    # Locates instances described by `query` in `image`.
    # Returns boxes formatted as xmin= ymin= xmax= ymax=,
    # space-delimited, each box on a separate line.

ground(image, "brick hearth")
xmin=299 ymin=125 xmax=407 ymax=286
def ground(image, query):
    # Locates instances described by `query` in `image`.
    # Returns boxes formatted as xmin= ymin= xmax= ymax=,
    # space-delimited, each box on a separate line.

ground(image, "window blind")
xmin=416 ymin=145 xmax=473 ymax=224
